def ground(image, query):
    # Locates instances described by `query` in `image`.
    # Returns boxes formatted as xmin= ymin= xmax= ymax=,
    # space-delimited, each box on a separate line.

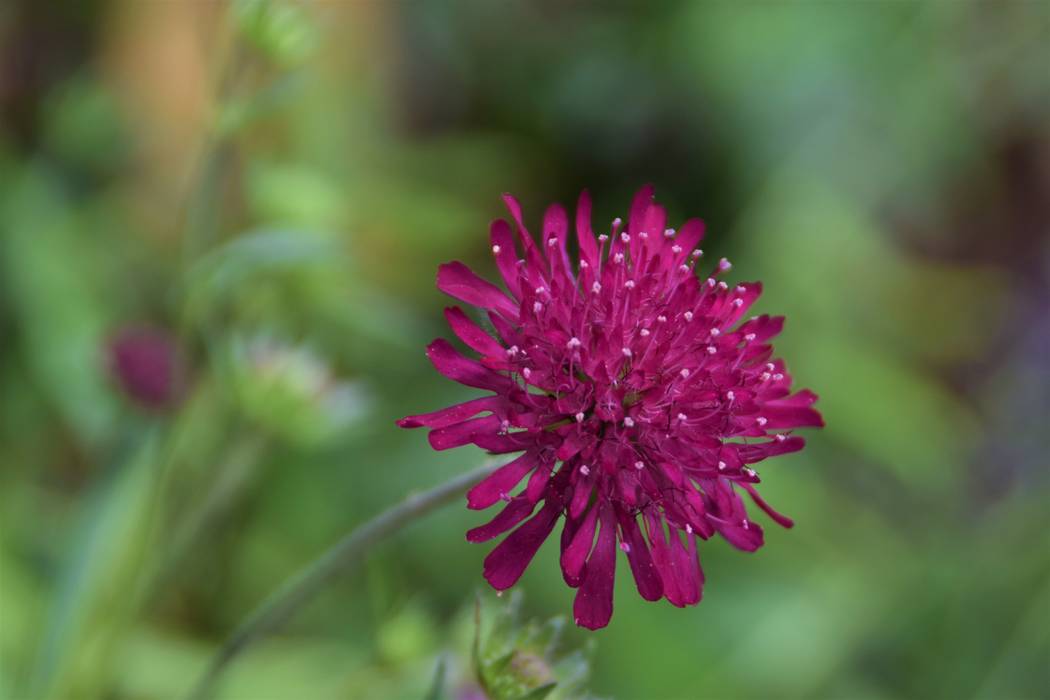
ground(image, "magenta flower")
xmin=400 ymin=186 xmax=823 ymax=629
xmin=108 ymin=325 xmax=184 ymax=411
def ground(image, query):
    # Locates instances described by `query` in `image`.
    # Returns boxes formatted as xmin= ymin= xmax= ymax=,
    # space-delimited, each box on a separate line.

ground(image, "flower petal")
xmin=466 ymin=451 xmax=542 ymax=510
xmin=573 ymin=504 xmax=617 ymax=629
xmin=397 ymin=396 xmax=501 ymax=429
xmin=560 ymin=502 xmax=599 ymax=584
xmin=428 ymin=414 xmax=502 ymax=451
xmin=616 ymin=507 xmax=662 ymax=602
xmin=483 ymin=500 xmax=561 ymax=590
xmin=467 ymin=497 xmax=535 ymax=543
xmin=426 ymin=339 xmax=515 ymax=393
xmin=437 ymin=262 xmax=519 ymax=318
xmin=444 ymin=307 xmax=505 ymax=358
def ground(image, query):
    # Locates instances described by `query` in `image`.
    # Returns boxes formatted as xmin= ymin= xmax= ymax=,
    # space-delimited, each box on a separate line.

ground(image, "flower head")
xmin=400 ymin=186 xmax=823 ymax=629
xmin=108 ymin=325 xmax=184 ymax=411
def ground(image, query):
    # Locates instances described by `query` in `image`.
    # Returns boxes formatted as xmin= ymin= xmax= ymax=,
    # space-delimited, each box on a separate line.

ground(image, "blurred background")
xmin=1 ymin=1 xmax=1048 ymax=699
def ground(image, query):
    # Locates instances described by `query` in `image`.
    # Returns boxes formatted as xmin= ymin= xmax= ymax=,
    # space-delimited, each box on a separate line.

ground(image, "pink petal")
xmin=575 ymin=190 xmax=598 ymax=268
xmin=489 ymin=218 xmax=522 ymax=298
xmin=560 ymin=502 xmax=599 ymax=583
xmin=467 ymin=497 xmax=535 ymax=542
xmin=427 ymin=414 xmax=502 ymax=451
xmin=466 ymin=451 xmax=542 ymax=510
xmin=444 ymin=307 xmax=505 ymax=358
xmin=573 ymin=504 xmax=617 ymax=630
xmin=483 ymin=500 xmax=561 ymax=590
xmin=437 ymin=262 xmax=519 ymax=318
xmin=740 ymin=482 xmax=794 ymax=528
xmin=617 ymin=508 xmax=662 ymax=602
xmin=397 ymin=396 xmax=501 ymax=429
xmin=426 ymin=339 xmax=514 ymax=392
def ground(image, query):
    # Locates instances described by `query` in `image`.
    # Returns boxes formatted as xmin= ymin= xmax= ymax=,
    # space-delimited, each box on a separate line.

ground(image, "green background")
xmin=1 ymin=1 xmax=1047 ymax=698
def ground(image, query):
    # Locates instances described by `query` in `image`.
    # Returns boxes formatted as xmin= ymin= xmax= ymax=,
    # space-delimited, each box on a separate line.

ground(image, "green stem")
xmin=184 ymin=459 xmax=503 ymax=700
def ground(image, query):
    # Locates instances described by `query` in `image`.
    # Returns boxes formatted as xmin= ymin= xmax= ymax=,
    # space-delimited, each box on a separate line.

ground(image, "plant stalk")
xmin=184 ymin=459 xmax=502 ymax=700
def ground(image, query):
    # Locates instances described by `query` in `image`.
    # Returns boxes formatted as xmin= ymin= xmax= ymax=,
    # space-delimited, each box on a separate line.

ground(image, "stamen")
xmin=684 ymin=311 xmax=694 ymax=321
xmin=679 ymin=368 xmax=690 ymax=379
xmin=733 ymin=298 xmax=744 ymax=307
xmin=664 ymin=228 xmax=676 ymax=238
xmin=726 ymin=391 xmax=735 ymax=401
xmin=639 ymin=328 xmax=650 ymax=337
xmin=679 ymin=264 xmax=690 ymax=273
xmin=580 ymin=259 xmax=589 ymax=268
xmin=745 ymin=333 xmax=756 ymax=342
xmin=522 ymin=367 xmax=532 ymax=379
xmin=622 ymin=347 xmax=633 ymax=358
xmin=735 ymin=285 xmax=746 ymax=293
xmin=580 ymin=464 xmax=590 ymax=476
xmin=773 ymin=373 xmax=784 ymax=381
xmin=547 ymin=237 xmax=557 ymax=247
xmin=677 ymin=412 xmax=687 ymax=422
xmin=533 ymin=301 xmax=543 ymax=313
xmin=691 ymin=249 xmax=703 ymax=259
xmin=592 ymin=282 xmax=602 ymax=294
xmin=707 ymin=345 xmax=717 ymax=354
xmin=567 ymin=337 xmax=581 ymax=349
xmin=506 ymin=346 xmax=519 ymax=357
xmin=614 ymin=252 xmax=625 ymax=263
xmin=620 ymin=232 xmax=630 ymax=243
xmin=718 ymin=257 xmax=732 ymax=271
xmin=492 ymin=245 xmax=501 ymax=254
xmin=624 ymin=280 xmax=635 ymax=289
xmin=706 ymin=278 xmax=716 ymax=288
xmin=634 ymin=460 xmax=644 ymax=470
xmin=657 ymin=315 xmax=667 ymax=323
xmin=623 ymin=417 xmax=635 ymax=428
xmin=598 ymin=234 xmax=609 ymax=243
xmin=718 ymin=281 xmax=728 ymax=291
xmin=671 ymin=244 xmax=682 ymax=254
xmin=709 ymin=328 xmax=721 ymax=337
xmin=638 ymin=231 xmax=648 ymax=239
xmin=775 ymin=434 xmax=786 ymax=442
xmin=756 ymin=416 xmax=767 ymax=426
xmin=575 ymin=412 xmax=585 ymax=423
xmin=612 ymin=217 xmax=622 ymax=227
xmin=686 ymin=523 xmax=694 ymax=534
xmin=718 ymin=461 xmax=727 ymax=471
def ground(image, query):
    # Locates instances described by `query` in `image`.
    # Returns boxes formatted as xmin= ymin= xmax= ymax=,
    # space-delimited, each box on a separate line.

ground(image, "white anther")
xmin=575 ymin=412 xmax=585 ymax=423
xmin=499 ymin=491 xmax=510 ymax=502
xmin=756 ymin=416 xmax=767 ymax=426
xmin=598 ymin=234 xmax=609 ymax=243
xmin=639 ymin=328 xmax=650 ymax=337
xmin=707 ymin=345 xmax=717 ymax=354
xmin=706 ymin=278 xmax=716 ymax=288
xmin=622 ymin=347 xmax=633 ymax=358
xmin=691 ymin=249 xmax=703 ymax=259
xmin=548 ymin=237 xmax=557 ymax=247
xmin=736 ymin=285 xmax=746 ymax=293
xmin=624 ymin=417 xmax=635 ymax=428
xmin=580 ymin=259 xmax=589 ymax=268
xmin=592 ymin=282 xmax=602 ymax=294
xmin=535 ymin=286 xmax=546 ymax=295
xmin=745 ymin=468 xmax=756 ymax=477
xmin=742 ymin=519 xmax=750 ymax=530
xmin=685 ymin=523 xmax=694 ymax=534
xmin=773 ymin=373 xmax=784 ymax=381
xmin=671 ymin=244 xmax=682 ymax=254
xmin=684 ymin=311 xmax=694 ymax=321
xmin=718 ymin=461 xmax=727 ymax=471
xmin=567 ymin=337 xmax=581 ymax=349
xmin=710 ymin=327 xmax=721 ymax=336
xmin=492 ymin=245 xmax=502 ymax=254
xmin=500 ymin=419 xmax=510 ymax=431
xmin=733 ymin=298 xmax=744 ymax=307
xmin=634 ymin=460 xmax=644 ymax=470
xmin=639 ymin=231 xmax=648 ymax=239
xmin=745 ymin=333 xmax=756 ymax=342
xmin=625 ymin=280 xmax=635 ymax=289
xmin=679 ymin=368 xmax=690 ymax=379
xmin=620 ymin=232 xmax=631 ymax=243
xmin=726 ymin=391 xmax=735 ymax=401
xmin=657 ymin=315 xmax=667 ymax=323
xmin=766 ymin=363 xmax=775 ymax=371
xmin=620 ymin=541 xmax=632 ymax=552
xmin=580 ymin=464 xmax=591 ymax=476
xmin=760 ymin=372 xmax=771 ymax=381
xmin=718 ymin=281 xmax=729 ymax=291
xmin=533 ymin=301 xmax=543 ymax=313
xmin=677 ymin=412 xmax=688 ymax=422
xmin=718 ymin=257 xmax=732 ymax=271
xmin=664 ymin=228 xmax=676 ymax=238
xmin=614 ymin=252 xmax=624 ymax=263
xmin=506 ymin=345 xmax=519 ymax=356
xmin=522 ymin=367 xmax=532 ymax=379
xmin=679 ymin=264 xmax=690 ymax=273
xmin=612 ymin=217 xmax=622 ymax=227
xmin=775 ymin=434 xmax=786 ymax=442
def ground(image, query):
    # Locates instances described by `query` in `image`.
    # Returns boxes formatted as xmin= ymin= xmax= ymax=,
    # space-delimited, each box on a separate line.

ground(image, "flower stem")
xmin=184 ymin=459 xmax=502 ymax=700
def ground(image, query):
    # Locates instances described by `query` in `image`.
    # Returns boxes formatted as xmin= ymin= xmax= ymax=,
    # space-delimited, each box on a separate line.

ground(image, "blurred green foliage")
xmin=1 ymin=1 xmax=1048 ymax=699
